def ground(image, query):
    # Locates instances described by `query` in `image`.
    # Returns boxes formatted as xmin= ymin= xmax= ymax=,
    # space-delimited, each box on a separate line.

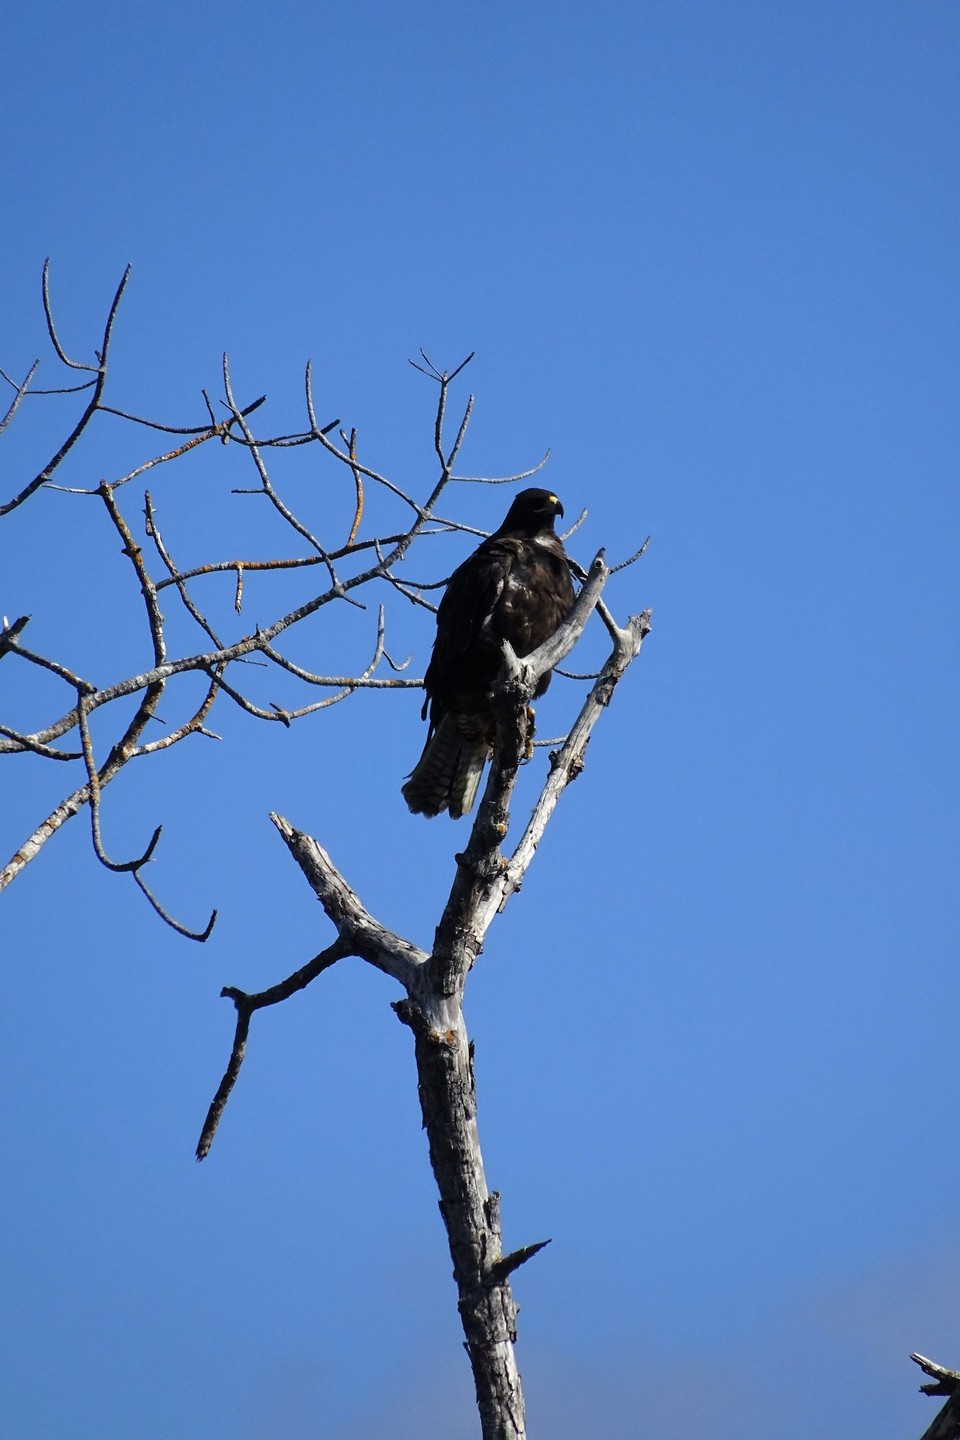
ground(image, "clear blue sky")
xmin=1 ymin=3 xmax=957 ymax=1436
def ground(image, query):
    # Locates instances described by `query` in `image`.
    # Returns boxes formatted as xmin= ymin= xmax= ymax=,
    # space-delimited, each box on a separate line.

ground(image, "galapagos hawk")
xmin=402 ymin=487 xmax=575 ymax=819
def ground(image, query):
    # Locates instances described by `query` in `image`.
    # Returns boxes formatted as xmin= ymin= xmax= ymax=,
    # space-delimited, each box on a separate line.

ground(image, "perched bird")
xmin=402 ymin=487 xmax=575 ymax=819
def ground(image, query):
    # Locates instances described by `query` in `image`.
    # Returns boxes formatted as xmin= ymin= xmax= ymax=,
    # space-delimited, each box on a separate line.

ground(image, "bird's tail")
xmin=402 ymin=713 xmax=490 ymax=819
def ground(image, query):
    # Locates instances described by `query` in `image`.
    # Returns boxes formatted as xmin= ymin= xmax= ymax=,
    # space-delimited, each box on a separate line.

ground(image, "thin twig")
xmin=133 ymin=869 xmax=217 ymax=942
xmin=76 ymin=690 xmax=161 ymax=873
xmin=128 ymin=671 xmax=221 ymax=756
xmin=1 ymin=261 xmax=131 ymax=516
xmin=144 ymin=491 xmax=225 ymax=649
xmin=450 ymin=451 xmax=551 ymax=485
xmin=41 ymin=257 xmax=102 ymax=372
xmin=1 ymin=635 xmax=97 ymax=694
xmin=195 ymin=936 xmax=351 ymax=1160
xmin=100 ymin=393 xmax=266 ymax=435
xmin=344 ymin=426 xmax=364 ymax=545
xmin=446 ymin=393 xmax=474 ymax=471
xmin=0 ymin=723 xmax=81 ymax=761
xmin=0 ymin=360 xmax=39 ymax=434
xmin=610 ymin=535 xmax=651 ymax=572
xmin=98 ymin=482 xmax=166 ymax=665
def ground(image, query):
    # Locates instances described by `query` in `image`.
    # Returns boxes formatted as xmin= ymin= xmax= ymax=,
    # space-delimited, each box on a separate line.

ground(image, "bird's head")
xmin=497 ymin=487 xmax=565 ymax=538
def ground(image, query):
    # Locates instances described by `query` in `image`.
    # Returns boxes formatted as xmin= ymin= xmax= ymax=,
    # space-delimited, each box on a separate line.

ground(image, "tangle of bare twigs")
xmin=2 ymin=264 xmax=647 ymax=935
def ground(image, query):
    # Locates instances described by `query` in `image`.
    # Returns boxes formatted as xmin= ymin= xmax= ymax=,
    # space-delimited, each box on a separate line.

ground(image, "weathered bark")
xmin=912 ymin=1355 xmax=960 ymax=1440
xmin=396 ymin=995 xmax=528 ymax=1439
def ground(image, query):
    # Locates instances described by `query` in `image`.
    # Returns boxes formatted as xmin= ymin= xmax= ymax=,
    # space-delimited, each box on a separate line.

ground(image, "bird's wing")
xmin=425 ymin=536 xmax=523 ymax=685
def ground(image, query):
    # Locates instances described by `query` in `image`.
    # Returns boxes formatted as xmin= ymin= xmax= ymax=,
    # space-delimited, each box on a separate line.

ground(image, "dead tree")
xmin=1 ymin=265 xmax=650 ymax=1440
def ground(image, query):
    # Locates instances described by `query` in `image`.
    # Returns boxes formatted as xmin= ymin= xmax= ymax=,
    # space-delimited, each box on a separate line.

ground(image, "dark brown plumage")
xmin=402 ymin=488 xmax=575 ymax=819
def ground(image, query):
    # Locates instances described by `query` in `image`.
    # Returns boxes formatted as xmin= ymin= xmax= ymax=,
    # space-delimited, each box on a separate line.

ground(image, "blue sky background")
xmin=1 ymin=3 xmax=957 ymax=1436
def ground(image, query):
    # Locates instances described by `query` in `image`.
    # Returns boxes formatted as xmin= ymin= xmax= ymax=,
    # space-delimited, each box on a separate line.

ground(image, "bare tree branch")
xmin=911 ymin=1355 xmax=960 ymax=1440
xmin=0 ymin=723 xmax=81 ymax=761
xmin=100 ymin=393 xmax=266 ymax=435
xmin=0 ymin=262 xmax=131 ymax=516
xmin=0 ymin=614 xmax=32 ymax=660
xmin=0 ymin=360 xmax=39 ymax=434
xmin=144 ymin=491 xmax=225 ymax=649
xmin=268 ymin=817 xmax=427 ymax=988
xmin=195 ymin=936 xmax=353 ymax=1160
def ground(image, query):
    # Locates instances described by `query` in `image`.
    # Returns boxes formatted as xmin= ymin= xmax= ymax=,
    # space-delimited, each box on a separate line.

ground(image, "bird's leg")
xmin=522 ymin=704 xmax=536 ymax=762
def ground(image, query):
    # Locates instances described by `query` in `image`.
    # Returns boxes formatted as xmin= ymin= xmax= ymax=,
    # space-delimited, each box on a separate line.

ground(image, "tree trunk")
xmin=396 ymin=994 xmax=527 ymax=1440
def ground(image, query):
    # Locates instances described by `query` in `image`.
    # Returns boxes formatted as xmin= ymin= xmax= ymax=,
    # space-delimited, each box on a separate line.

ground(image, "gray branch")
xmin=911 ymin=1355 xmax=960 ymax=1440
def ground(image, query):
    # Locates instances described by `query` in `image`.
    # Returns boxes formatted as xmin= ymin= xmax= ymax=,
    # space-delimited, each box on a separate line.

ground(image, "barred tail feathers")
xmin=402 ymin=712 xmax=489 ymax=819
xmin=448 ymin=732 xmax=488 ymax=819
